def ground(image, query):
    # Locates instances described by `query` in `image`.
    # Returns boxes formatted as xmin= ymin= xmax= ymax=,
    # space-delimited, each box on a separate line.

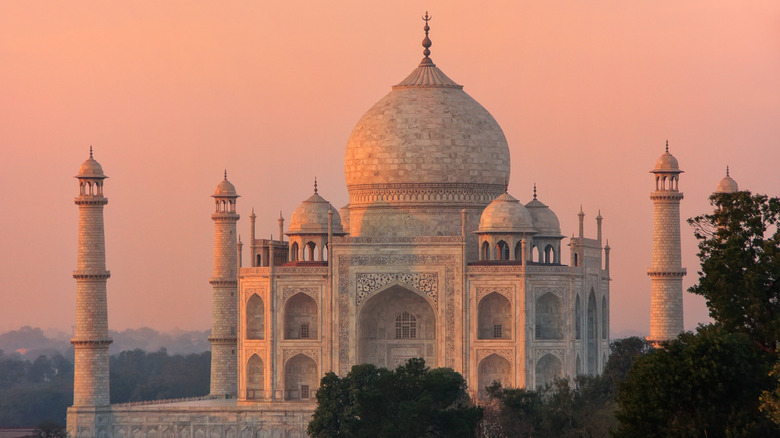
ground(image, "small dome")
xmin=715 ymin=167 xmax=739 ymax=193
xmin=213 ymin=173 xmax=238 ymax=197
xmin=76 ymin=148 xmax=106 ymax=178
xmin=526 ymin=197 xmax=561 ymax=236
xmin=289 ymin=191 xmax=344 ymax=234
xmin=652 ymin=142 xmax=682 ymax=173
xmin=478 ymin=192 xmax=535 ymax=233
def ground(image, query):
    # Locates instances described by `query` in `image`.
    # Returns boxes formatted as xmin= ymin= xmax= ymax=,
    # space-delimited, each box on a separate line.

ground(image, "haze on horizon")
xmin=1 ymin=2 xmax=778 ymax=337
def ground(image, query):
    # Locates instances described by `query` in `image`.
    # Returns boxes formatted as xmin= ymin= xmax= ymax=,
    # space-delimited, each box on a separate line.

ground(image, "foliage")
xmin=308 ymin=358 xmax=482 ymax=438
xmin=481 ymin=337 xmax=649 ymax=438
xmin=0 ymin=348 xmax=210 ymax=427
xmin=760 ymin=352 xmax=780 ymax=427
xmin=614 ymin=325 xmax=778 ymax=438
xmin=688 ymin=191 xmax=780 ymax=353
xmin=33 ymin=420 xmax=68 ymax=438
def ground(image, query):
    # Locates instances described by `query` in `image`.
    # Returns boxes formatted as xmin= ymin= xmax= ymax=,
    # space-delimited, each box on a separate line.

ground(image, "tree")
xmin=308 ymin=358 xmax=482 ymax=438
xmin=614 ymin=325 xmax=778 ymax=438
xmin=688 ymin=191 xmax=780 ymax=353
xmin=33 ymin=420 xmax=67 ymax=438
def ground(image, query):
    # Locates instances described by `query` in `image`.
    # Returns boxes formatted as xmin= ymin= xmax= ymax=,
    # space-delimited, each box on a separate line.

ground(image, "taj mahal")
xmin=64 ymin=15 xmax=727 ymax=438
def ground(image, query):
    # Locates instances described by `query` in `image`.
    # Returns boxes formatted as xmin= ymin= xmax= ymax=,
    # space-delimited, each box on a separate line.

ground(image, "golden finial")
xmin=665 ymin=140 xmax=669 ymax=152
xmin=314 ymin=177 xmax=318 ymax=194
xmin=533 ymin=183 xmax=537 ymax=200
xmin=421 ymin=12 xmax=433 ymax=65
xmin=726 ymin=165 xmax=730 ymax=177
xmin=89 ymin=145 xmax=93 ymax=159
xmin=224 ymin=170 xmax=228 ymax=180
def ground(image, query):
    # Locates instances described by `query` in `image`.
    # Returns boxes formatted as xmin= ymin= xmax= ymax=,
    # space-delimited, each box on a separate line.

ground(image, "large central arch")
xmin=358 ymin=285 xmax=436 ymax=369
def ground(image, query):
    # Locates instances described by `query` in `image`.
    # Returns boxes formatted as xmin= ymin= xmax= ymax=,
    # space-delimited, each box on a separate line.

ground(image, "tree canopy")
xmin=688 ymin=191 xmax=780 ymax=353
xmin=614 ymin=325 xmax=777 ymax=437
xmin=308 ymin=358 xmax=482 ymax=438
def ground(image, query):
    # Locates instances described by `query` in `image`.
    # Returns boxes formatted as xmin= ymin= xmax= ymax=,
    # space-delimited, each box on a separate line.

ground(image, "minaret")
xmin=209 ymin=171 xmax=239 ymax=397
xmin=648 ymin=141 xmax=686 ymax=344
xmin=71 ymin=147 xmax=112 ymax=408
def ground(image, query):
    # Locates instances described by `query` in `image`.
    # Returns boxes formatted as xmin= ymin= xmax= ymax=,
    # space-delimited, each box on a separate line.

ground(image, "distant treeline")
xmin=0 ymin=349 xmax=210 ymax=428
xmin=0 ymin=326 xmax=211 ymax=361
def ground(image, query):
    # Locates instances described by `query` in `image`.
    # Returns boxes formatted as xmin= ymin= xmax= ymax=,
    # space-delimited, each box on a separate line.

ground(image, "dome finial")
xmin=224 ymin=169 xmax=227 ymax=180
xmin=665 ymin=140 xmax=669 ymax=152
xmin=726 ymin=165 xmax=730 ymax=176
xmin=89 ymin=145 xmax=93 ymax=158
xmin=533 ymin=183 xmax=537 ymax=200
xmin=314 ymin=177 xmax=318 ymax=194
xmin=420 ymin=11 xmax=433 ymax=65
xmin=504 ymin=178 xmax=508 ymax=193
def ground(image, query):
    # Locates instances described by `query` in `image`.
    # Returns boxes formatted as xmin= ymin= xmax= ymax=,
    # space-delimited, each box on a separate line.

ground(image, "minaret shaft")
xmin=71 ymin=153 xmax=112 ymax=408
xmin=209 ymin=176 xmax=240 ymax=397
xmin=648 ymin=145 xmax=686 ymax=344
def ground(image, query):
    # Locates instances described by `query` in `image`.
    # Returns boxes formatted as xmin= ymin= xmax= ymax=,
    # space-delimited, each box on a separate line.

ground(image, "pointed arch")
xmin=535 ymin=353 xmax=562 ymax=388
xmin=284 ymin=354 xmax=317 ymax=400
xmin=284 ymin=293 xmax=317 ymax=340
xmin=358 ymin=285 xmax=436 ymax=368
xmin=304 ymin=241 xmax=316 ymax=261
xmin=246 ymin=354 xmax=264 ymax=399
xmin=601 ymin=295 xmax=608 ymax=340
xmin=544 ymin=244 xmax=554 ymax=264
xmin=587 ymin=289 xmax=597 ymax=374
xmin=290 ymin=242 xmax=299 ymax=261
xmin=496 ymin=240 xmax=509 ymax=261
xmin=575 ymin=294 xmax=582 ymax=340
xmin=514 ymin=241 xmax=523 ymax=261
xmin=535 ymin=292 xmax=563 ymax=339
xmin=477 ymin=354 xmax=512 ymax=400
xmin=246 ymin=294 xmax=264 ymax=340
xmin=481 ymin=241 xmax=490 ymax=260
xmin=478 ymin=292 xmax=511 ymax=340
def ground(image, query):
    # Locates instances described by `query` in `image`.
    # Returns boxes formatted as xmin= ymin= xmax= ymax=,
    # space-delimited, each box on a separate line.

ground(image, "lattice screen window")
xmin=300 ymin=323 xmax=310 ymax=339
xmin=395 ymin=312 xmax=417 ymax=339
xmin=300 ymin=385 xmax=310 ymax=399
xmin=493 ymin=324 xmax=503 ymax=339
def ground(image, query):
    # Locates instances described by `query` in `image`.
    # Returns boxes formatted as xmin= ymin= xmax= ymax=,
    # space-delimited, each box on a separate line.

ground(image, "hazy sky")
xmin=1 ymin=2 xmax=778 ymax=336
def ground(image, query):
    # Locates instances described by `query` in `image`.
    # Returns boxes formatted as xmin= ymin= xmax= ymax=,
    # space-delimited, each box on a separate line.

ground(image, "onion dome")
xmin=76 ymin=146 xmax=106 ymax=179
xmin=651 ymin=141 xmax=682 ymax=173
xmin=525 ymin=186 xmax=561 ymax=236
xmin=344 ymin=13 xmax=509 ymax=204
xmin=213 ymin=171 xmax=238 ymax=197
xmin=288 ymin=181 xmax=344 ymax=234
xmin=478 ymin=192 xmax=535 ymax=233
xmin=715 ymin=166 xmax=739 ymax=193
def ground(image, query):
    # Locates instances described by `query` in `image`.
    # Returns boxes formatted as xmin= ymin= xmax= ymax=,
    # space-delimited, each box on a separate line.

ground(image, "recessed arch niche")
xmin=358 ymin=285 xmax=436 ymax=369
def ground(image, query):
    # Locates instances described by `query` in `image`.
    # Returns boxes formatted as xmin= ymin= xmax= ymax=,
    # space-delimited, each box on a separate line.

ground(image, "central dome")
xmin=344 ymin=54 xmax=510 ymax=204
xmin=343 ymin=22 xmax=511 ymax=240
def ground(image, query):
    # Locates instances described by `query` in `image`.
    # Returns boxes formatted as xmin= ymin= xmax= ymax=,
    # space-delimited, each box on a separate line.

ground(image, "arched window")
xmin=477 ymin=354 xmax=512 ymax=400
xmin=481 ymin=241 xmax=490 ymax=260
xmin=575 ymin=294 xmax=582 ymax=340
xmin=246 ymin=355 xmax=264 ymax=399
xmin=535 ymin=292 xmax=563 ymax=339
xmin=304 ymin=242 xmax=316 ymax=261
xmin=601 ymin=295 xmax=608 ymax=339
xmin=535 ymin=353 xmax=562 ymax=388
xmin=395 ymin=312 xmax=417 ymax=339
xmin=323 ymin=243 xmax=328 ymax=261
xmin=284 ymin=354 xmax=317 ymax=400
xmin=587 ymin=290 xmax=597 ymax=374
xmin=256 ymin=253 xmax=262 ymax=267
xmin=496 ymin=241 xmax=509 ymax=261
xmin=246 ymin=294 xmax=264 ymax=340
xmin=514 ymin=241 xmax=523 ymax=262
xmin=478 ymin=292 xmax=511 ymax=340
xmin=290 ymin=242 xmax=299 ymax=261
xmin=284 ymin=293 xmax=318 ymax=340
xmin=544 ymin=245 xmax=554 ymax=264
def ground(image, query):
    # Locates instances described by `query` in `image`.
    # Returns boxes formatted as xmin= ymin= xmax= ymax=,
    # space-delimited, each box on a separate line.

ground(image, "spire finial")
xmin=421 ymin=12 xmax=433 ymax=64
xmin=504 ymin=178 xmax=508 ymax=193
xmin=726 ymin=165 xmax=730 ymax=176
xmin=89 ymin=145 xmax=93 ymax=159
xmin=314 ymin=177 xmax=318 ymax=194
xmin=533 ymin=183 xmax=537 ymax=200
xmin=224 ymin=170 xmax=227 ymax=180
xmin=665 ymin=140 xmax=669 ymax=152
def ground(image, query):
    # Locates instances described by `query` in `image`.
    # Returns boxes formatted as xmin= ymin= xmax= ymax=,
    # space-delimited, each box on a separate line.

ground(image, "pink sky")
xmin=1 ymin=2 xmax=778 ymax=337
